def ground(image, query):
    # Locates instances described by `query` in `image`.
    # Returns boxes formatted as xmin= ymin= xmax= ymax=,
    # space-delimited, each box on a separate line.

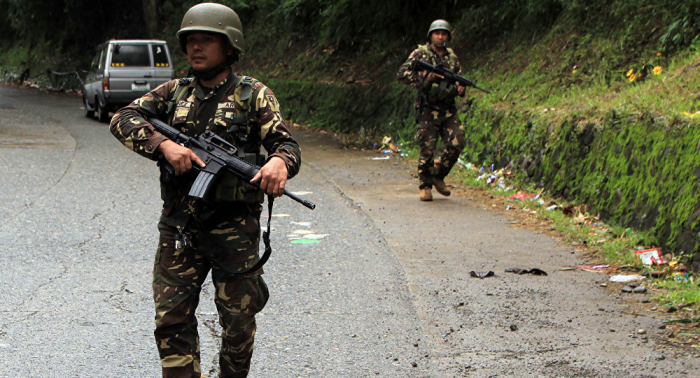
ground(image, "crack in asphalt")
xmin=6 ymin=199 xmax=117 ymax=325
xmin=0 ymin=118 xmax=78 ymax=231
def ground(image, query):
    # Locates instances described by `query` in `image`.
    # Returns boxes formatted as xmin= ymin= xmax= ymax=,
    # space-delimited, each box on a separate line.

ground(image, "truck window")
xmin=111 ymin=44 xmax=150 ymax=67
xmin=152 ymin=45 xmax=170 ymax=67
xmin=90 ymin=50 xmax=101 ymax=72
xmin=99 ymin=48 xmax=107 ymax=70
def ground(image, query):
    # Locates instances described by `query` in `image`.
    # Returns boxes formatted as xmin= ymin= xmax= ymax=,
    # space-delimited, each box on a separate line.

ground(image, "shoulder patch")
xmin=266 ymin=94 xmax=280 ymax=112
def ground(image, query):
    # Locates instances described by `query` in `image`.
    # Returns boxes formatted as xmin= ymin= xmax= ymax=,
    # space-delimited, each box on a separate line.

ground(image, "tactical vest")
xmin=160 ymin=76 xmax=265 ymax=206
xmin=417 ymin=44 xmax=460 ymax=103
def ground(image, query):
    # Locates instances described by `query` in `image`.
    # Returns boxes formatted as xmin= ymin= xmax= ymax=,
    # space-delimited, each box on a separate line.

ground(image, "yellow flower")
xmin=629 ymin=74 xmax=636 ymax=82
xmin=653 ymin=66 xmax=662 ymax=75
xmin=626 ymin=68 xmax=634 ymax=77
xmin=572 ymin=69 xmax=577 ymax=74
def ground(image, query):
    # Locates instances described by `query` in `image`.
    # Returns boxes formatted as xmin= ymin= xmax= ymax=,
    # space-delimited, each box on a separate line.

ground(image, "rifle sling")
xmin=192 ymin=194 xmax=275 ymax=275
xmin=242 ymin=195 xmax=274 ymax=274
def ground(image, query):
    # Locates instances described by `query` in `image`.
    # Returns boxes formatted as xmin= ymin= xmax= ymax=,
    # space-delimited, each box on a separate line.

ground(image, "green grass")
xmin=654 ymin=277 xmax=700 ymax=308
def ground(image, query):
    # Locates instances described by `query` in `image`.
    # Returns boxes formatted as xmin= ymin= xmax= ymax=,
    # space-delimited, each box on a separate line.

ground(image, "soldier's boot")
xmin=433 ymin=178 xmax=451 ymax=197
xmin=420 ymin=188 xmax=433 ymax=201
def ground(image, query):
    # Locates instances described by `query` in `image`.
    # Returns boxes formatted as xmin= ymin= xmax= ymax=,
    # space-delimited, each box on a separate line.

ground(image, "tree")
xmin=142 ymin=0 xmax=158 ymax=38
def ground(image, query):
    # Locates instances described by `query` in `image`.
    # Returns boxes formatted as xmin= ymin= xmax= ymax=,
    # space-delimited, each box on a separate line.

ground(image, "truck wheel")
xmin=96 ymin=97 xmax=109 ymax=123
xmin=83 ymin=95 xmax=95 ymax=119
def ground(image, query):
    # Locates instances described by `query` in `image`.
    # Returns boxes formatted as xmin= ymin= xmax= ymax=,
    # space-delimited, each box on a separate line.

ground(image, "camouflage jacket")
xmin=396 ymin=43 xmax=462 ymax=107
xmin=110 ymin=72 xmax=301 ymax=228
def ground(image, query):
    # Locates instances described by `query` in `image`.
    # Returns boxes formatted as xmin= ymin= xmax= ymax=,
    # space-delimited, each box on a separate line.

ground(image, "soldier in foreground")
xmin=397 ymin=20 xmax=467 ymax=201
xmin=110 ymin=3 xmax=300 ymax=377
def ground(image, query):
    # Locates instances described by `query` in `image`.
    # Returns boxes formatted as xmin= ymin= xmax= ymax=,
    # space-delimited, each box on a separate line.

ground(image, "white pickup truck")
xmin=82 ymin=40 xmax=175 ymax=122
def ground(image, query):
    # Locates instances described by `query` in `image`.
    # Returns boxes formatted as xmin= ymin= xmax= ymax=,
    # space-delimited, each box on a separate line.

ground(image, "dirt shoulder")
xmin=296 ymin=128 xmax=700 ymax=377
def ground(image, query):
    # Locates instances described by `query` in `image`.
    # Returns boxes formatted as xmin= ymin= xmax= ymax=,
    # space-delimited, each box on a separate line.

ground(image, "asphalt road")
xmin=1 ymin=85 xmax=699 ymax=377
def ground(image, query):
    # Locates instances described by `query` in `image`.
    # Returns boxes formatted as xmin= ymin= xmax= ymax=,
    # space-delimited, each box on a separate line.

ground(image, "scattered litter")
xmin=373 ymin=136 xmax=403 ymax=154
xmin=290 ymin=221 xmax=312 ymax=227
xmin=469 ymin=271 xmax=495 ymax=279
xmin=272 ymin=214 xmax=290 ymax=217
xmin=546 ymin=205 xmax=558 ymax=211
xmin=302 ymin=234 xmax=329 ymax=240
xmin=634 ymin=248 xmax=665 ymax=266
xmin=289 ymin=228 xmax=327 ymax=243
xmin=668 ymin=260 xmax=688 ymax=273
xmin=371 ymin=156 xmax=390 ymax=160
xmin=456 ymin=158 xmax=473 ymax=169
xmin=609 ymin=274 xmax=646 ymax=283
xmin=290 ymin=191 xmax=313 ymax=196
xmin=291 ymin=239 xmax=322 ymax=244
xmin=505 ymin=268 xmax=548 ymax=276
xmin=620 ymin=227 xmax=632 ymax=239
xmin=508 ymin=192 xmax=536 ymax=201
xmin=564 ymin=264 xmax=611 ymax=272
xmin=291 ymin=229 xmax=314 ymax=234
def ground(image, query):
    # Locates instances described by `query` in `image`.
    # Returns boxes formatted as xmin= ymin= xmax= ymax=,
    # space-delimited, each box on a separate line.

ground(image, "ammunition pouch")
xmin=426 ymin=81 xmax=459 ymax=103
xmin=209 ymin=152 xmax=266 ymax=204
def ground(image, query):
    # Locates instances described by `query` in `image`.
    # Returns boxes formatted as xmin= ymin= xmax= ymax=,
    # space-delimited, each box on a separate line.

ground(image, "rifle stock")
xmin=148 ymin=118 xmax=316 ymax=210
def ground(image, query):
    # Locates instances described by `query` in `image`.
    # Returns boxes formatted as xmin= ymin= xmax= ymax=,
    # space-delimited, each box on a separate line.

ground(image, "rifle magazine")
xmin=189 ymin=171 xmax=216 ymax=199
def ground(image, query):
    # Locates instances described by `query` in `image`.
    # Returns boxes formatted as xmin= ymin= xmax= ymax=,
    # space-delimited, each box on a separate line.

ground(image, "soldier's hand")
xmin=458 ymin=84 xmax=466 ymax=96
xmin=158 ymin=139 xmax=205 ymax=175
xmin=251 ymin=156 xmax=288 ymax=197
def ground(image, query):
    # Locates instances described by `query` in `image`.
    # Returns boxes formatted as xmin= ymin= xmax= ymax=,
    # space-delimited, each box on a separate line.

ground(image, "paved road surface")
xmin=0 ymin=85 xmax=698 ymax=377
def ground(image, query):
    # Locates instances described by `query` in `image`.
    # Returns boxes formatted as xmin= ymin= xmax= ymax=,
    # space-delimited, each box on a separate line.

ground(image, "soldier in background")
xmin=110 ymin=3 xmax=300 ymax=377
xmin=397 ymin=19 xmax=467 ymax=201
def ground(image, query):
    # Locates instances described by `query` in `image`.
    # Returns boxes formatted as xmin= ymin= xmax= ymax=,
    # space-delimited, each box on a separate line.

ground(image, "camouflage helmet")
xmin=176 ymin=2 xmax=245 ymax=55
xmin=427 ymin=19 xmax=452 ymax=40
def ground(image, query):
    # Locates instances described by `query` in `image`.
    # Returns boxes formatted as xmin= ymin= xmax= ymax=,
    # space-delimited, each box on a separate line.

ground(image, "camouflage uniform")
xmin=110 ymin=72 xmax=300 ymax=377
xmin=397 ymin=43 xmax=466 ymax=189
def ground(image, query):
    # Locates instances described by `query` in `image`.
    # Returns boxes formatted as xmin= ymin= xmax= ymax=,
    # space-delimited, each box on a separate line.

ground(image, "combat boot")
xmin=420 ymin=188 xmax=433 ymax=201
xmin=433 ymin=178 xmax=451 ymax=196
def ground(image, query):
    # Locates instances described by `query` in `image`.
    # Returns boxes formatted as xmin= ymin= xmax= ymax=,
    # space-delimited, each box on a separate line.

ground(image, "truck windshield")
xmin=111 ymin=45 xmax=150 ymax=67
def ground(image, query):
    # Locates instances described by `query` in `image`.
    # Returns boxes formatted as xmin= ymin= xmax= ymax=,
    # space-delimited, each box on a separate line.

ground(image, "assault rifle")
xmin=148 ymin=118 xmax=315 ymax=210
xmin=414 ymin=59 xmax=491 ymax=94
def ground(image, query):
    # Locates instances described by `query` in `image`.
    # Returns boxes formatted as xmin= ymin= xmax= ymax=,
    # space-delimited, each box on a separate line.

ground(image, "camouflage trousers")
xmin=415 ymin=105 xmax=466 ymax=189
xmin=154 ymin=218 xmax=269 ymax=378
